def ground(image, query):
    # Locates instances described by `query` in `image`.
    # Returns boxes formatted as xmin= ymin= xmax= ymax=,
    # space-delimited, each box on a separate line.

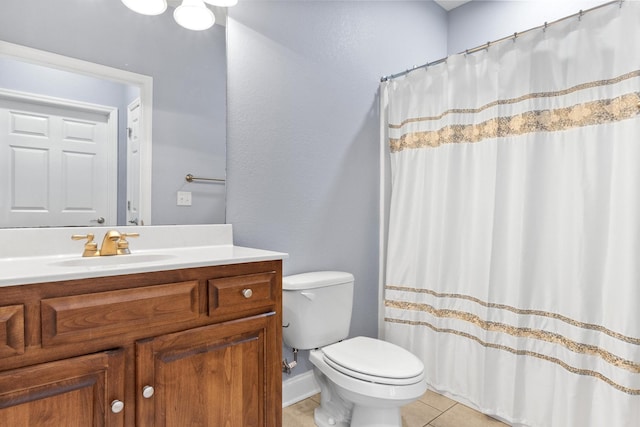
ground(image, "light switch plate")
xmin=177 ymin=191 xmax=192 ymax=206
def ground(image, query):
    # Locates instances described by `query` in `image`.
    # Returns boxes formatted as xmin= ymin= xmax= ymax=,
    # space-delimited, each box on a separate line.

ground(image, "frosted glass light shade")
xmin=203 ymin=0 xmax=238 ymax=6
xmin=174 ymin=0 xmax=215 ymax=31
xmin=121 ymin=0 xmax=168 ymax=15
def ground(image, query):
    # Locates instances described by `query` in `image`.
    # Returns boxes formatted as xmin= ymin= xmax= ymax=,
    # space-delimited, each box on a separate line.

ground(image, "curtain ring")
xmin=543 ymin=22 xmax=548 ymax=33
xmin=578 ymin=9 xmax=583 ymax=21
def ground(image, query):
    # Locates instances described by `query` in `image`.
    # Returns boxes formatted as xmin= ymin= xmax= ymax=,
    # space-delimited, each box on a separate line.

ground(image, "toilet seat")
xmin=309 ymin=348 xmax=427 ymax=404
xmin=321 ymin=336 xmax=424 ymax=386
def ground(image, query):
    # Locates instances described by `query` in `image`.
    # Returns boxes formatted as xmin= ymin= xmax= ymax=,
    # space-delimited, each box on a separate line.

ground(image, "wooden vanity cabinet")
xmin=0 ymin=349 xmax=125 ymax=427
xmin=0 ymin=260 xmax=282 ymax=427
xmin=136 ymin=314 xmax=275 ymax=426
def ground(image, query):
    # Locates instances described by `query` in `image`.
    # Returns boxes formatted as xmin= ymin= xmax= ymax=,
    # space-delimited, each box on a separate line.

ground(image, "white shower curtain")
xmin=381 ymin=3 xmax=639 ymax=426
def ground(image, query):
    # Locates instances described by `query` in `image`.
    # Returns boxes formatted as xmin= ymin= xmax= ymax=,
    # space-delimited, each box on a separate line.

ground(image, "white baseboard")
xmin=282 ymin=370 xmax=320 ymax=407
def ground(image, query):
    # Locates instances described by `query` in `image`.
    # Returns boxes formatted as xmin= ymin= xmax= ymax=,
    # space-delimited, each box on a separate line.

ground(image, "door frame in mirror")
xmin=0 ymin=40 xmax=152 ymax=226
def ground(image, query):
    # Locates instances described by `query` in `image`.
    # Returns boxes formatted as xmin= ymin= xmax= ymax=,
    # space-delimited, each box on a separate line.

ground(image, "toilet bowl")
xmin=310 ymin=337 xmax=427 ymax=427
xmin=282 ymin=271 xmax=427 ymax=427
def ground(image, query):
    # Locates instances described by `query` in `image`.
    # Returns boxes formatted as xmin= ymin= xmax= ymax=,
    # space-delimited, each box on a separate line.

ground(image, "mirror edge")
xmin=0 ymin=40 xmax=153 ymax=226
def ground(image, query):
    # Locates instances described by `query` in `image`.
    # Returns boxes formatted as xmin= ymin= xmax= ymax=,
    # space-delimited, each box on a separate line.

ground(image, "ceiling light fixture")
xmin=121 ymin=0 xmax=168 ymax=16
xmin=121 ymin=0 xmax=235 ymax=31
xmin=203 ymin=0 xmax=238 ymax=6
xmin=174 ymin=0 xmax=215 ymax=30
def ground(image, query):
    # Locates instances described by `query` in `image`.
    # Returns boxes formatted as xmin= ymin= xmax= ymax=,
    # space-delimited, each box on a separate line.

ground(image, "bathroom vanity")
xmin=0 ymin=225 xmax=286 ymax=426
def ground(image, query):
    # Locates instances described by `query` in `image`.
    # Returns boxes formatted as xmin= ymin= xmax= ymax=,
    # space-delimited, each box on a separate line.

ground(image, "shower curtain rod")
xmin=380 ymin=0 xmax=622 ymax=82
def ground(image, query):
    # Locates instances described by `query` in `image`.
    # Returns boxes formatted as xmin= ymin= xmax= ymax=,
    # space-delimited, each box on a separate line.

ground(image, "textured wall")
xmin=447 ymin=0 xmax=605 ymax=54
xmin=227 ymin=1 xmax=447 ymax=375
xmin=0 ymin=0 xmax=227 ymax=225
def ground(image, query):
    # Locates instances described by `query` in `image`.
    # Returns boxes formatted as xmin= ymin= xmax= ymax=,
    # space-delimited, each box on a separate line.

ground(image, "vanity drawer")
xmin=208 ymin=272 xmax=276 ymax=316
xmin=0 ymin=305 xmax=24 ymax=358
xmin=41 ymin=281 xmax=199 ymax=347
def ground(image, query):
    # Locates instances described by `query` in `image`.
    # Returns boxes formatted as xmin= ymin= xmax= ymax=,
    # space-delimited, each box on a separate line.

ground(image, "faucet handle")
xmin=116 ymin=232 xmax=140 ymax=255
xmin=71 ymin=233 xmax=99 ymax=257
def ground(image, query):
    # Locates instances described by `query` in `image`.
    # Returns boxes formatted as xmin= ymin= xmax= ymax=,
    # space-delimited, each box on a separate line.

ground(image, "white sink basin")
xmin=0 ymin=224 xmax=287 ymax=287
xmin=51 ymin=253 xmax=177 ymax=267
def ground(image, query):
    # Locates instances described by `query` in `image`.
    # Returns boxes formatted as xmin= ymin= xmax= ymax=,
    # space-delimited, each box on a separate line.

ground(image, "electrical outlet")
xmin=177 ymin=191 xmax=192 ymax=206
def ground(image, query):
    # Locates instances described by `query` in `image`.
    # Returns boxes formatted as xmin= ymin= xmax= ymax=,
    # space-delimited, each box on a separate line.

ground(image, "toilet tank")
xmin=282 ymin=271 xmax=354 ymax=350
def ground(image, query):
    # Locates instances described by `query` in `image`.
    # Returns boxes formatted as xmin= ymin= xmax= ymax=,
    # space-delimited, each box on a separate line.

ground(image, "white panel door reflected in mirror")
xmin=0 ymin=44 xmax=151 ymax=228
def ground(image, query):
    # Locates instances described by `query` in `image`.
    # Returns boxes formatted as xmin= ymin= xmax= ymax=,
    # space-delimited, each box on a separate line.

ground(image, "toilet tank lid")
xmin=283 ymin=271 xmax=354 ymax=290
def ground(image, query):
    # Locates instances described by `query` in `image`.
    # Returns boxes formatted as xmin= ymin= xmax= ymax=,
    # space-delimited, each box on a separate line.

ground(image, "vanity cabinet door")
xmin=0 ymin=349 xmax=125 ymax=427
xmin=136 ymin=312 xmax=278 ymax=427
xmin=0 ymin=304 xmax=24 ymax=358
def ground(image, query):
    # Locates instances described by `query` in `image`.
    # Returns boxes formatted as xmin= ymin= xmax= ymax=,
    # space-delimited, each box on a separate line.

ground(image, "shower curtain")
xmin=381 ymin=3 xmax=639 ymax=426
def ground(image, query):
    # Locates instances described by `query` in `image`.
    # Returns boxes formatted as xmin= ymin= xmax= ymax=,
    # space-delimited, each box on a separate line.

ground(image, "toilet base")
xmin=313 ymin=367 xmax=352 ymax=427
xmin=311 ymin=363 xmax=416 ymax=427
xmin=351 ymin=405 xmax=401 ymax=427
xmin=314 ymin=406 xmax=350 ymax=427
xmin=314 ymin=398 xmax=403 ymax=427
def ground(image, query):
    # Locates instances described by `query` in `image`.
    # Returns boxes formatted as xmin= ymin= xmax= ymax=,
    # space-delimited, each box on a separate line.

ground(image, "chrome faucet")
xmin=72 ymin=230 xmax=140 ymax=257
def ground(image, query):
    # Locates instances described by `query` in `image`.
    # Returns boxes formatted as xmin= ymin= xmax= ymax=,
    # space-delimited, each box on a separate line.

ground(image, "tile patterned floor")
xmin=283 ymin=390 xmax=510 ymax=427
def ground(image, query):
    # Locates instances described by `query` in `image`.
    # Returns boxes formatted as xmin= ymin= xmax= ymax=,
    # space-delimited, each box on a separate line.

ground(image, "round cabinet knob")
xmin=242 ymin=288 xmax=253 ymax=299
xmin=142 ymin=385 xmax=155 ymax=399
xmin=111 ymin=400 xmax=124 ymax=414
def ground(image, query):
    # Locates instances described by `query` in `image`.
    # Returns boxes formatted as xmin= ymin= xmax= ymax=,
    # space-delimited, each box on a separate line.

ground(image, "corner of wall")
xmin=282 ymin=370 xmax=320 ymax=408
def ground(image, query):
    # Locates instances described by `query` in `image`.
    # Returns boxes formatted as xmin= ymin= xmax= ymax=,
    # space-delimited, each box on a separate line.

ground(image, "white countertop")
xmin=0 ymin=225 xmax=287 ymax=287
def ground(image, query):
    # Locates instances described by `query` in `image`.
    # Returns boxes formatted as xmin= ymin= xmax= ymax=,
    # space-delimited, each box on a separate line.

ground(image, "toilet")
xmin=282 ymin=271 xmax=427 ymax=427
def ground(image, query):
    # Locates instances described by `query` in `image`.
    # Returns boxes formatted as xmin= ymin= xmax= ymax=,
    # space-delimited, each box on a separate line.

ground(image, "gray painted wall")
xmin=226 ymin=0 xmax=613 ymax=383
xmin=447 ymin=0 xmax=605 ymax=54
xmin=227 ymin=1 xmax=447 ymax=376
xmin=2 ymin=0 xmax=608 ymax=390
xmin=0 ymin=0 xmax=227 ymax=225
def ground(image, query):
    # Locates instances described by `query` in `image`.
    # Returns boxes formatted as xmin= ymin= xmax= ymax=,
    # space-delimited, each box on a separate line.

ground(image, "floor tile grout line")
xmin=283 ymin=393 xmax=512 ymax=427
xmin=423 ymin=402 xmax=458 ymax=427
xmin=420 ymin=401 xmax=454 ymax=415
xmin=417 ymin=402 xmax=444 ymax=427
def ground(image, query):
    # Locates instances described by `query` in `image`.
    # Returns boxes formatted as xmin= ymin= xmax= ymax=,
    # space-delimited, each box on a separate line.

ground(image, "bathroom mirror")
xmin=0 ymin=42 xmax=152 ymax=227
xmin=0 ymin=0 xmax=227 ymax=228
